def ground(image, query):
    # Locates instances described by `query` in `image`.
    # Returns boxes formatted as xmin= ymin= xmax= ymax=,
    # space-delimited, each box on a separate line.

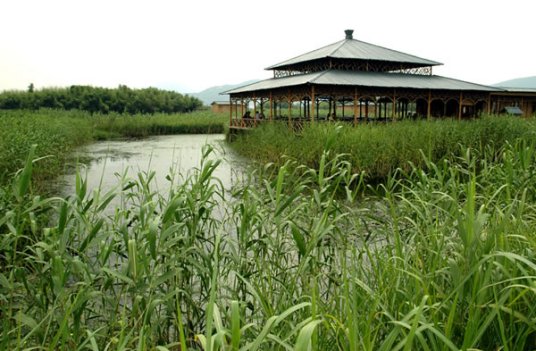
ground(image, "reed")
xmin=230 ymin=116 xmax=536 ymax=181
xmin=90 ymin=110 xmax=227 ymax=139
xmin=0 ymin=109 xmax=227 ymax=187
xmin=1 ymin=134 xmax=535 ymax=349
xmin=0 ymin=109 xmax=93 ymax=187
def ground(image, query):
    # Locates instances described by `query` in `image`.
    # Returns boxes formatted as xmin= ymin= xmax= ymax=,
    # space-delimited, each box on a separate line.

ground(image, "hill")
xmin=191 ymin=80 xmax=259 ymax=106
xmin=493 ymin=76 xmax=536 ymax=88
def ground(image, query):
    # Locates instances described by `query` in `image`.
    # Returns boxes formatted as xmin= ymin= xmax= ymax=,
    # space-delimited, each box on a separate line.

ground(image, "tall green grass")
xmin=0 ymin=109 xmax=227 ymax=187
xmin=90 ymin=110 xmax=227 ymax=139
xmin=0 ymin=110 xmax=94 ymax=186
xmin=231 ymin=117 xmax=536 ymax=181
xmin=1 ymin=135 xmax=535 ymax=349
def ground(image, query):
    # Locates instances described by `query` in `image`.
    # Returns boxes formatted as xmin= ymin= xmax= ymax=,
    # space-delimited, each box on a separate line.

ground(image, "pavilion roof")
xmin=495 ymin=87 xmax=536 ymax=94
xmin=266 ymin=34 xmax=442 ymax=70
xmin=224 ymin=70 xmax=502 ymax=95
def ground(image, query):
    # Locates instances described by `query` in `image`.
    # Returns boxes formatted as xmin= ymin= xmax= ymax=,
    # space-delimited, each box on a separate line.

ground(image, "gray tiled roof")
xmin=266 ymin=38 xmax=441 ymax=70
xmin=225 ymin=70 xmax=501 ymax=95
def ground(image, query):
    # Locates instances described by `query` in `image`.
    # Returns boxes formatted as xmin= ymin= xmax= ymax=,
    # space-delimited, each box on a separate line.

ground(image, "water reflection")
xmin=61 ymin=134 xmax=244 ymax=199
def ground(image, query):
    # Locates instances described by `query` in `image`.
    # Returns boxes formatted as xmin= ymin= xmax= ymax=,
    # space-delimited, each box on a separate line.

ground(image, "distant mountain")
xmin=493 ymin=76 xmax=536 ymax=88
xmin=191 ymin=80 xmax=259 ymax=106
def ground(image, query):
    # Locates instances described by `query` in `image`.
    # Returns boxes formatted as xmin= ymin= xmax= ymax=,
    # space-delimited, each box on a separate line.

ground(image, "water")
xmin=60 ymin=134 xmax=245 ymax=199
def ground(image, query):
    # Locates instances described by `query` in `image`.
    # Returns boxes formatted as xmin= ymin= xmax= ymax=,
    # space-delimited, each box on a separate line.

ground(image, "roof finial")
xmin=345 ymin=29 xmax=354 ymax=40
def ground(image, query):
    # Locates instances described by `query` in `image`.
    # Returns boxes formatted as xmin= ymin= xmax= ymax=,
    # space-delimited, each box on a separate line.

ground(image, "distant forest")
xmin=0 ymin=85 xmax=203 ymax=114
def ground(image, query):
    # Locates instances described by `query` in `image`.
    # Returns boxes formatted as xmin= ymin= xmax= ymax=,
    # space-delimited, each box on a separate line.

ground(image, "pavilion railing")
xmin=229 ymin=116 xmax=422 ymax=130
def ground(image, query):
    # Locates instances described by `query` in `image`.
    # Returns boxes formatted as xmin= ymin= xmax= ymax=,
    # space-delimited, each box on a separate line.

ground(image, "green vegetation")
xmin=0 ymin=85 xmax=203 ymax=114
xmin=0 ymin=109 xmax=227 ymax=187
xmin=1 ymin=115 xmax=536 ymax=349
xmin=231 ymin=117 xmax=536 ymax=181
xmin=0 ymin=110 xmax=93 ymax=187
xmin=91 ymin=110 xmax=227 ymax=139
xmin=0 ymin=115 xmax=536 ymax=350
xmin=1 ymin=134 xmax=536 ymax=349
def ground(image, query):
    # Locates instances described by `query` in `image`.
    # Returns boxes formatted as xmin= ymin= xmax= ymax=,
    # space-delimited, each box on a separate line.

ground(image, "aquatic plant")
xmin=230 ymin=116 xmax=536 ymax=181
xmin=1 ymin=137 xmax=535 ymax=349
xmin=0 ymin=109 xmax=227 ymax=187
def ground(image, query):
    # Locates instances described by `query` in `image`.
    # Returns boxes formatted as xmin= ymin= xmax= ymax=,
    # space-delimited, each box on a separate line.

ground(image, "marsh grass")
xmin=1 ymin=131 xmax=536 ymax=349
xmin=90 ymin=111 xmax=227 ymax=139
xmin=231 ymin=116 xmax=536 ymax=182
xmin=0 ymin=109 xmax=227 ymax=188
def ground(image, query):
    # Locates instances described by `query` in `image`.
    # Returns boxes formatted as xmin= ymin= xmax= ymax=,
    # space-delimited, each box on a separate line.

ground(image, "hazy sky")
xmin=1 ymin=0 xmax=534 ymax=93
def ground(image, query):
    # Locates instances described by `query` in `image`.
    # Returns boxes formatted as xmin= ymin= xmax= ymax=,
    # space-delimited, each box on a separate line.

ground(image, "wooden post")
xmin=253 ymin=95 xmax=257 ymax=127
xmin=392 ymin=90 xmax=396 ymax=120
xmin=332 ymin=95 xmax=337 ymax=119
xmin=316 ymin=96 xmax=319 ymax=120
xmin=353 ymin=89 xmax=358 ymax=125
xmin=458 ymin=92 xmax=463 ymax=120
xmin=229 ymin=96 xmax=233 ymax=127
xmin=240 ymin=99 xmax=244 ymax=127
xmin=487 ymin=94 xmax=491 ymax=115
xmin=427 ymin=90 xmax=432 ymax=120
xmin=269 ymin=92 xmax=273 ymax=121
xmin=311 ymin=86 xmax=316 ymax=123
xmin=288 ymin=93 xmax=292 ymax=128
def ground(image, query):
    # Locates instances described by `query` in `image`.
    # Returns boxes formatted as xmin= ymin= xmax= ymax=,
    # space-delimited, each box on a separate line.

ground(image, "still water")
xmin=60 ymin=134 xmax=244 ymax=199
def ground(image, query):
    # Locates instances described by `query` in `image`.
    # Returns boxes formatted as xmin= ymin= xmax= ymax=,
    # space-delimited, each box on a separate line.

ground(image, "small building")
xmin=224 ymin=30 xmax=536 ymax=128
xmin=211 ymin=101 xmax=235 ymax=114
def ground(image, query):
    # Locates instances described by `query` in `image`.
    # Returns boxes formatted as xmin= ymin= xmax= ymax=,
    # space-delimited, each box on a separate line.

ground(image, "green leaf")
xmin=15 ymin=311 xmax=38 ymax=329
xmin=293 ymin=319 xmax=322 ymax=351
xmin=17 ymin=144 xmax=36 ymax=199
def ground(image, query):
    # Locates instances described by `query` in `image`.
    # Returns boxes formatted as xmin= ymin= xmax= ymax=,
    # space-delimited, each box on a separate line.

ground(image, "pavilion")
xmin=225 ymin=30 xmax=536 ymax=129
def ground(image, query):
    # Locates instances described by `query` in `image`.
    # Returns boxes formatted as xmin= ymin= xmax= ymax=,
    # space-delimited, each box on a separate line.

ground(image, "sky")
xmin=1 ymin=0 xmax=534 ymax=94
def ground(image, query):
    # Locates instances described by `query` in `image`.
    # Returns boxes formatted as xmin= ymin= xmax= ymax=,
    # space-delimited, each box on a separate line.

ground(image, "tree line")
xmin=0 ymin=85 xmax=203 ymax=114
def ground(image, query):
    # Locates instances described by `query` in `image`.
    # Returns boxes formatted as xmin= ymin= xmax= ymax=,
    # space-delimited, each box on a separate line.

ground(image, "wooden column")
xmin=427 ymin=90 xmax=432 ymax=120
xmin=487 ymin=94 xmax=491 ymax=115
xmin=240 ymin=99 xmax=244 ymax=127
xmin=287 ymin=92 xmax=292 ymax=127
xmin=269 ymin=92 xmax=273 ymax=121
xmin=353 ymin=89 xmax=358 ymax=125
xmin=332 ymin=95 xmax=337 ymax=119
xmin=392 ymin=90 xmax=396 ymax=120
xmin=229 ymin=96 xmax=233 ymax=126
xmin=311 ymin=86 xmax=316 ymax=123
xmin=458 ymin=92 xmax=463 ymax=120
xmin=253 ymin=96 xmax=257 ymax=127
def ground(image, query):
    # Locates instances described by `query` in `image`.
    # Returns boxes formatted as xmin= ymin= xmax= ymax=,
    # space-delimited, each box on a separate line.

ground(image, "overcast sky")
xmin=1 ymin=0 xmax=534 ymax=93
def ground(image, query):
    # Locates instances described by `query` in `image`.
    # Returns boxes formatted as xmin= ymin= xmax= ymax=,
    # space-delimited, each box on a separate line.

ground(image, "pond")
xmin=60 ymin=134 xmax=245 ymax=200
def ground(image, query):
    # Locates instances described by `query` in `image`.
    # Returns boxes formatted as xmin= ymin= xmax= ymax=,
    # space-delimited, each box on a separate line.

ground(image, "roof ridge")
xmin=351 ymin=38 xmax=442 ymax=65
xmin=310 ymin=70 xmax=332 ymax=84
xmin=430 ymin=74 xmax=501 ymax=91
xmin=265 ymin=40 xmax=345 ymax=70
xmin=328 ymin=39 xmax=350 ymax=57
xmin=268 ymin=37 xmax=442 ymax=70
